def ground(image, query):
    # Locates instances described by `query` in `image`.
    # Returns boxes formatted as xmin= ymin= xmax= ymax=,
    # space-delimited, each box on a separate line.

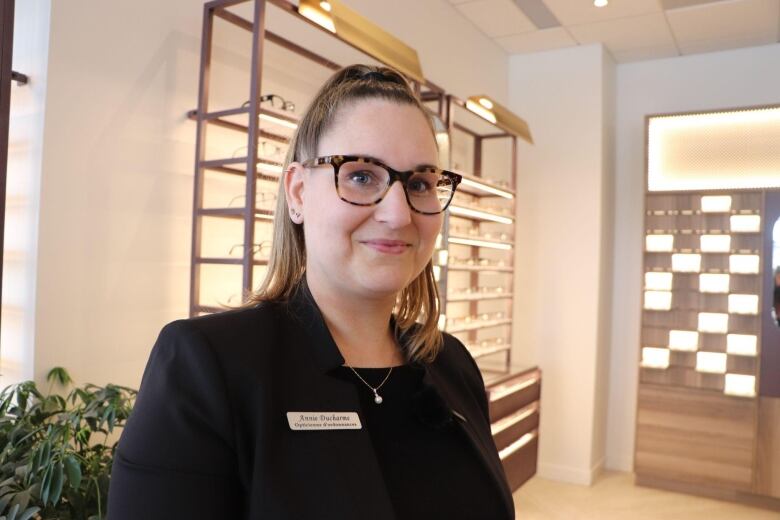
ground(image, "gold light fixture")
xmin=465 ymin=95 xmax=533 ymax=143
xmin=298 ymin=0 xmax=424 ymax=83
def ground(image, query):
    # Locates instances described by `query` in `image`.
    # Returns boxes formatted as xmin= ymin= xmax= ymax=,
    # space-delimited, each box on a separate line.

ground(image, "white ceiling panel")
xmin=667 ymin=0 xmax=780 ymax=51
xmin=456 ymin=0 xmax=537 ymax=37
xmin=542 ymin=0 xmax=663 ymax=26
xmin=568 ymin=13 xmax=679 ymax=57
xmin=494 ymin=26 xmax=578 ymax=53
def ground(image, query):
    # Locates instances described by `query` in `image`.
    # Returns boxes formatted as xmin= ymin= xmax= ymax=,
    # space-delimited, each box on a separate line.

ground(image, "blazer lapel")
xmin=423 ymin=365 xmax=515 ymax=519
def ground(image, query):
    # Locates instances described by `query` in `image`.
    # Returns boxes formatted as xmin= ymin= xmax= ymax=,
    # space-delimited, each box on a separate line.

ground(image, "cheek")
xmin=415 ymin=216 xmax=443 ymax=252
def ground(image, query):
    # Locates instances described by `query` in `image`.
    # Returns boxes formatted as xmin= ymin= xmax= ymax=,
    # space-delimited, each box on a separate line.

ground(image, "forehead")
xmin=316 ymin=98 xmax=438 ymax=170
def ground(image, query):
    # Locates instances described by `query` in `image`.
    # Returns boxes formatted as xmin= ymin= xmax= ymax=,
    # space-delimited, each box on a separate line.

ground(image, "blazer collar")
xmin=285 ymin=276 xmax=410 ymax=373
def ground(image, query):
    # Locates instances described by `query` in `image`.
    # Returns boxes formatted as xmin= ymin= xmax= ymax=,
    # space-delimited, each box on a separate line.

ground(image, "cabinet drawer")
xmin=488 ymin=370 xmax=541 ymax=423
xmin=491 ymin=402 xmax=539 ymax=452
xmin=499 ymin=429 xmax=539 ymax=491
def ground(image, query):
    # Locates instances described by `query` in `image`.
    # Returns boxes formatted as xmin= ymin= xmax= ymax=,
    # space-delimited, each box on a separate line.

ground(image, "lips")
xmin=361 ymin=239 xmax=412 ymax=254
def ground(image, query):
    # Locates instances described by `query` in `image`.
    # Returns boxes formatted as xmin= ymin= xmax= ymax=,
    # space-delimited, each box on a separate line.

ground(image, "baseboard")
xmin=538 ymin=458 xmax=604 ymax=486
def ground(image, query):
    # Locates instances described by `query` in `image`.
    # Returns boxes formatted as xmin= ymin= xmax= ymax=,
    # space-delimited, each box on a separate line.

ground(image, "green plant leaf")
xmin=5 ymin=503 xmax=18 ymax=520
xmin=46 ymin=368 xmax=72 ymax=388
xmin=48 ymin=461 xmax=63 ymax=506
xmin=8 ymin=488 xmax=29 ymax=513
xmin=16 ymin=507 xmax=39 ymax=520
xmin=63 ymin=455 xmax=81 ymax=490
xmin=39 ymin=465 xmax=51 ymax=507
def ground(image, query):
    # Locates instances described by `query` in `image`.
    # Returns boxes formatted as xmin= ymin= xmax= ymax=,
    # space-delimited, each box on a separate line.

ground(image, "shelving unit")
xmin=435 ymin=94 xmax=526 ymax=374
xmin=635 ymin=105 xmax=780 ymax=509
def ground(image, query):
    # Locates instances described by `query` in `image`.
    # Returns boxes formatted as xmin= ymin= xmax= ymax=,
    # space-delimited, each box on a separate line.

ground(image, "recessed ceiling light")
xmin=594 ymin=0 xmax=608 ymax=7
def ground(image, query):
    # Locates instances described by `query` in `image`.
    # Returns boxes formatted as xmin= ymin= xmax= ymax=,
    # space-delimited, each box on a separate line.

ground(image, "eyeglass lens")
xmin=336 ymin=161 xmax=455 ymax=213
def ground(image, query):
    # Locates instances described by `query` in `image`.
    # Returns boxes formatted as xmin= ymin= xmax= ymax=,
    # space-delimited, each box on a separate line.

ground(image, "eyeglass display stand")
xmin=188 ymin=0 xmax=541 ymax=494
xmin=635 ymin=188 xmax=780 ymax=508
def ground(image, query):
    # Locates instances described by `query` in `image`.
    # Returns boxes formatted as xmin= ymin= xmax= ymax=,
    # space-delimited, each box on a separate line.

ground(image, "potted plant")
xmin=0 ymin=367 xmax=137 ymax=520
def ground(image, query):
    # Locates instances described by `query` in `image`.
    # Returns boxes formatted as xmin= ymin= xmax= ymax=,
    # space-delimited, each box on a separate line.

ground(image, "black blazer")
xmin=107 ymin=279 xmax=514 ymax=519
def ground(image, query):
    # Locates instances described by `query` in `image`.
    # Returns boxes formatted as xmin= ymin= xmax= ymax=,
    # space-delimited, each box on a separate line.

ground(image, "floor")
xmin=512 ymin=471 xmax=780 ymax=519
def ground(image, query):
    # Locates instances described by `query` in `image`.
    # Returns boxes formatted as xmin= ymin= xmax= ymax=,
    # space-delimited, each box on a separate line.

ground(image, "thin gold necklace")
xmin=346 ymin=366 xmax=393 ymax=404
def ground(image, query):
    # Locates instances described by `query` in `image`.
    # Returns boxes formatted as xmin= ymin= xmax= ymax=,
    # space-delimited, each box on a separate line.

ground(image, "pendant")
xmin=374 ymin=391 xmax=383 ymax=404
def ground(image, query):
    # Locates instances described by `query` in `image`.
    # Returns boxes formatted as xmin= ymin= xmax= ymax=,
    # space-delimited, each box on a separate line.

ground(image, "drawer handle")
xmin=490 ymin=378 xmax=539 ymax=402
xmin=491 ymin=404 xmax=537 ymax=436
xmin=498 ymin=431 xmax=537 ymax=460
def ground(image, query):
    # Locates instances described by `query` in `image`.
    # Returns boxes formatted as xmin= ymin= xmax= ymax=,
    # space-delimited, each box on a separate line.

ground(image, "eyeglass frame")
xmin=300 ymin=155 xmax=462 ymax=215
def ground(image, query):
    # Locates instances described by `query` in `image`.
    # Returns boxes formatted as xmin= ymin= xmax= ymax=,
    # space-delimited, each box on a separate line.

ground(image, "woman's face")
xmin=285 ymin=98 xmax=442 ymax=302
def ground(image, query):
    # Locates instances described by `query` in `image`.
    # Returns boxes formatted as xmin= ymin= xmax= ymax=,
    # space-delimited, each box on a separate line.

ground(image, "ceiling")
xmin=448 ymin=0 xmax=780 ymax=62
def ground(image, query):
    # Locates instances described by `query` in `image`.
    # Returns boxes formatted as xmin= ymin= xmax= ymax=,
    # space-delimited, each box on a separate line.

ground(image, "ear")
xmin=284 ymin=161 xmax=306 ymax=224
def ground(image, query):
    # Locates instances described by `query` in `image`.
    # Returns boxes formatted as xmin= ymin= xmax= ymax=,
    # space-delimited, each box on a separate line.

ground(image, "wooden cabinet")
xmin=485 ymin=367 xmax=541 ymax=492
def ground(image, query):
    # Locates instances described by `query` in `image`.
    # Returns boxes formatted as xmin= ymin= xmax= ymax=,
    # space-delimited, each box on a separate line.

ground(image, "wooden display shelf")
xmin=197 ymin=207 xmax=274 ymax=220
xmin=446 ymin=264 xmax=514 ymax=273
xmin=446 ymin=318 xmax=512 ymax=334
xmin=447 ymin=291 xmax=512 ymax=303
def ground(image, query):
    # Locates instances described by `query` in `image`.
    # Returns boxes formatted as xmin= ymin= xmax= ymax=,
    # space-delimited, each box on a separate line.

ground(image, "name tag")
xmin=287 ymin=411 xmax=362 ymax=430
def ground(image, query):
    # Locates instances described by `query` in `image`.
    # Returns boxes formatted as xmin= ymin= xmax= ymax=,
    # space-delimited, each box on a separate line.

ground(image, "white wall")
xmin=24 ymin=0 xmax=508 ymax=391
xmin=606 ymin=42 xmax=780 ymax=471
xmin=2 ymin=0 xmax=51 ymax=389
xmin=508 ymin=43 xmax=615 ymax=485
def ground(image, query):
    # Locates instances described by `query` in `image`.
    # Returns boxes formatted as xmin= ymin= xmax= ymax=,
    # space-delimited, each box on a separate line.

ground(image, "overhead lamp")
xmin=449 ymin=205 xmax=513 ymax=224
xmin=299 ymin=0 xmax=335 ymax=32
xmin=727 ymin=334 xmax=757 ymax=356
xmin=465 ymin=95 xmax=533 ymax=143
xmin=645 ymin=272 xmax=673 ymax=291
xmin=298 ymin=0 xmax=424 ymax=83
xmin=465 ymin=99 xmax=497 ymax=124
xmin=594 ymin=0 xmax=608 ymax=7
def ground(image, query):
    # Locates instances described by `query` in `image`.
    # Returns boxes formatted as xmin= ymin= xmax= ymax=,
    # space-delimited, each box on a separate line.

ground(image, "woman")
xmin=106 ymin=64 xmax=514 ymax=519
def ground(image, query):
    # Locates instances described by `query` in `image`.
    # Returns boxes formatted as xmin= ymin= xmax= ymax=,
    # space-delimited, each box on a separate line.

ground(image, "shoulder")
xmin=432 ymin=331 xmax=487 ymax=392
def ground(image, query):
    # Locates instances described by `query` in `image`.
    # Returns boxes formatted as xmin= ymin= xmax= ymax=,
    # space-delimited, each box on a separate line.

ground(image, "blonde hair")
xmin=236 ymin=64 xmax=444 ymax=363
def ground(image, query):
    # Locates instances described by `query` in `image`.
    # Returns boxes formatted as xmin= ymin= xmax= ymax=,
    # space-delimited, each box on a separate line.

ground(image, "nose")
xmin=373 ymin=180 xmax=412 ymax=227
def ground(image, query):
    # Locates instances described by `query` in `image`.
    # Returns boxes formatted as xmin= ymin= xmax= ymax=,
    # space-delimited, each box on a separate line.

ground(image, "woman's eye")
xmin=408 ymin=177 xmax=433 ymax=193
xmin=347 ymin=171 xmax=377 ymax=185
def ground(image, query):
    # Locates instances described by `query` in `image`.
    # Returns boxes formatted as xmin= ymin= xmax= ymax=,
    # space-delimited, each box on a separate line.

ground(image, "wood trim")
xmin=756 ymin=396 xmax=780 ymax=498
xmin=635 ymin=384 xmax=757 ymax=491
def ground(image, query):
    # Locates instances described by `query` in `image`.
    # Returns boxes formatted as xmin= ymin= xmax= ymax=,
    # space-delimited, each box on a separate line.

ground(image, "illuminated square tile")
xmin=669 ymin=330 xmax=698 ymax=351
xmin=726 ymin=334 xmax=757 ymax=356
xmin=698 ymin=312 xmax=728 ymax=333
xmin=644 ymin=291 xmax=672 ymax=311
xmin=730 ymin=215 xmax=761 ymax=233
xmin=700 ymin=234 xmax=731 ymax=253
xmin=672 ymin=254 xmax=701 ymax=273
xmin=724 ymin=373 xmax=756 ymax=397
xmin=729 ymin=254 xmax=760 ymax=274
xmin=642 ymin=347 xmax=670 ymax=369
xmin=699 ymin=273 xmax=730 ymax=293
xmin=701 ymin=195 xmax=732 ymax=213
xmin=646 ymin=234 xmax=674 ymax=252
xmin=645 ymin=272 xmax=673 ymax=291
xmin=728 ymin=294 xmax=759 ymax=315
xmin=696 ymin=351 xmax=727 ymax=374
